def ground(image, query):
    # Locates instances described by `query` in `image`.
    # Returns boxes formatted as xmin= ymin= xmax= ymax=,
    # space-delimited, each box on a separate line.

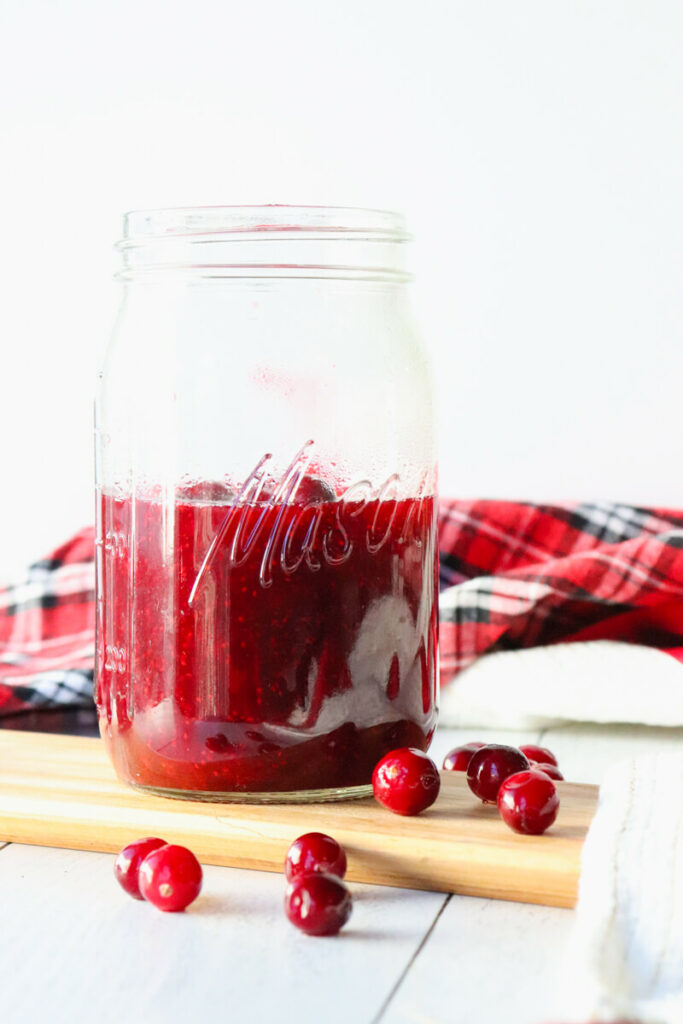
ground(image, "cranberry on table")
xmin=138 ymin=844 xmax=203 ymax=912
xmin=372 ymin=747 xmax=441 ymax=816
xmin=497 ymin=769 xmax=560 ymax=835
xmin=519 ymin=744 xmax=559 ymax=768
xmin=114 ymin=837 xmax=167 ymax=900
xmin=285 ymin=832 xmax=347 ymax=882
xmin=284 ymin=873 xmax=352 ymax=936
xmin=466 ymin=744 xmax=530 ymax=803
xmin=533 ymin=761 xmax=564 ymax=781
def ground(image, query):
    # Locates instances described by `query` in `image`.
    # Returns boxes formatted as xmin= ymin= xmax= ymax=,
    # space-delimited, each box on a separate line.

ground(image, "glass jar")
xmin=95 ymin=205 xmax=438 ymax=802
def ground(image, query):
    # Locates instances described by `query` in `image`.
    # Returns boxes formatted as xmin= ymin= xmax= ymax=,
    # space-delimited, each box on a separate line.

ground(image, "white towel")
xmin=439 ymin=640 xmax=683 ymax=730
xmin=560 ymin=754 xmax=683 ymax=1024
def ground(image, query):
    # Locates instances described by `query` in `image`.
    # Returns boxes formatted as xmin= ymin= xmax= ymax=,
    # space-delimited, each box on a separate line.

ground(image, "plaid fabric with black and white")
xmin=439 ymin=500 xmax=683 ymax=682
xmin=3 ymin=502 xmax=683 ymax=716
xmin=0 ymin=528 xmax=95 ymax=714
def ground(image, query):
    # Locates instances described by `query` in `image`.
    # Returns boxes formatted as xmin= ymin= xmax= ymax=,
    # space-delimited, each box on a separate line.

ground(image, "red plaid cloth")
xmin=2 ymin=501 xmax=683 ymax=715
xmin=439 ymin=500 xmax=683 ymax=682
xmin=0 ymin=528 xmax=95 ymax=714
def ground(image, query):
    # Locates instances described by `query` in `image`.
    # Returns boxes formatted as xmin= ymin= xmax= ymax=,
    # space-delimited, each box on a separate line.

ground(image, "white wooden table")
xmin=2 ymin=721 xmax=680 ymax=1024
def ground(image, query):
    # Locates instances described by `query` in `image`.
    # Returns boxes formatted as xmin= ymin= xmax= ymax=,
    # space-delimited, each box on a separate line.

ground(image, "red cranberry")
xmin=497 ymin=769 xmax=560 ymax=835
xmin=533 ymin=761 xmax=564 ymax=781
xmin=284 ymin=872 xmax=352 ymax=936
xmin=285 ymin=832 xmax=347 ymax=882
xmin=138 ymin=844 xmax=203 ymax=912
xmin=519 ymin=744 xmax=559 ymax=768
xmin=205 ymin=733 xmax=234 ymax=754
xmin=293 ymin=476 xmax=337 ymax=504
xmin=466 ymin=744 xmax=530 ymax=803
xmin=372 ymin=747 xmax=440 ymax=816
xmin=114 ymin=837 xmax=167 ymax=900
xmin=442 ymin=742 xmax=486 ymax=772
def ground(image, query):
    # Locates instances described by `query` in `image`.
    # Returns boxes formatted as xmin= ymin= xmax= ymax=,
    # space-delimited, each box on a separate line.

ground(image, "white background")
xmin=1 ymin=1 xmax=682 ymax=573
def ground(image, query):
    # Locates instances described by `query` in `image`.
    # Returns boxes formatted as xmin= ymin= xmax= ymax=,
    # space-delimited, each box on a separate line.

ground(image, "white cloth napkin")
xmin=439 ymin=640 xmax=683 ymax=730
xmin=560 ymin=754 xmax=683 ymax=1024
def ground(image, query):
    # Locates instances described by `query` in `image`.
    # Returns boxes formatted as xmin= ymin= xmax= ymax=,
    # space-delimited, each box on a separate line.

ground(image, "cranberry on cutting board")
xmin=442 ymin=742 xmax=486 ymax=772
xmin=519 ymin=745 xmax=559 ymax=768
xmin=466 ymin=744 xmax=531 ymax=803
xmin=497 ymin=769 xmax=560 ymax=835
xmin=533 ymin=762 xmax=564 ymax=781
xmin=372 ymin=747 xmax=441 ymax=816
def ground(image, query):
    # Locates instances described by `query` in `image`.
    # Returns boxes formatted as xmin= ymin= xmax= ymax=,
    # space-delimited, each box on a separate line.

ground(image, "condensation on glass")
xmin=95 ymin=205 xmax=438 ymax=802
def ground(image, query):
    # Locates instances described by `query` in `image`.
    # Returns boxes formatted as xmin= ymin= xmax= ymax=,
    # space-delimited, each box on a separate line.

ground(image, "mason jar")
xmin=95 ymin=205 xmax=438 ymax=802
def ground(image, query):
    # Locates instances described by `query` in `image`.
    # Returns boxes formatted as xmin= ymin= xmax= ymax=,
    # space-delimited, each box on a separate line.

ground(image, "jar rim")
xmin=122 ymin=205 xmax=410 ymax=243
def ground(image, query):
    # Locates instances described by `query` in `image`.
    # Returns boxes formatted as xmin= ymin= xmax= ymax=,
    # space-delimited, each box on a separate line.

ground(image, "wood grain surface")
xmin=0 ymin=730 xmax=598 ymax=908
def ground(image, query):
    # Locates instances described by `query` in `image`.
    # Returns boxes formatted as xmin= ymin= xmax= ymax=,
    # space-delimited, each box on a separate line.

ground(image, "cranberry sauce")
xmin=96 ymin=482 xmax=438 ymax=796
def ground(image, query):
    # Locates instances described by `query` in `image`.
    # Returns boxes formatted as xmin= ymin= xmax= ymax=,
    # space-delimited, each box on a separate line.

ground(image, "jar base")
xmin=130 ymin=781 xmax=373 ymax=805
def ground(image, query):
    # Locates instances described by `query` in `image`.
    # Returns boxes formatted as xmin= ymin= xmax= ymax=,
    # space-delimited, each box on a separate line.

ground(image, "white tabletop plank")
xmin=0 ymin=843 xmax=445 ymax=1024
xmin=540 ymin=722 xmax=683 ymax=784
xmin=380 ymin=894 xmax=573 ymax=1024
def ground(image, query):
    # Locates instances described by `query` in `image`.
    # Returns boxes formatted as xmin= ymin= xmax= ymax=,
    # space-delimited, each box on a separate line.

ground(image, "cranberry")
xmin=519 ymin=744 xmax=559 ymax=768
xmin=205 ymin=733 xmax=234 ymax=754
xmin=138 ymin=844 xmax=203 ymax=912
xmin=372 ymin=747 xmax=440 ymax=816
xmin=442 ymin=742 xmax=486 ymax=772
xmin=114 ymin=837 xmax=167 ymax=900
xmin=466 ymin=744 xmax=530 ymax=803
xmin=497 ymin=769 xmax=560 ymax=835
xmin=533 ymin=761 xmax=564 ymax=781
xmin=284 ymin=872 xmax=352 ymax=936
xmin=293 ymin=476 xmax=337 ymax=504
xmin=285 ymin=832 xmax=347 ymax=882
xmin=255 ymin=475 xmax=336 ymax=506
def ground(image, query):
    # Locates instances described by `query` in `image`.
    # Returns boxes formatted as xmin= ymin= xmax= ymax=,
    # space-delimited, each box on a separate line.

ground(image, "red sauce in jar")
xmin=96 ymin=480 xmax=438 ymax=797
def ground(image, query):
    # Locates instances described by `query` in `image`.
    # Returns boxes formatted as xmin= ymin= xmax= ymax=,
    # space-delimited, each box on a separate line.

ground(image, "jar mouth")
xmin=122 ymin=205 xmax=409 ymax=242
xmin=117 ymin=205 xmax=411 ymax=281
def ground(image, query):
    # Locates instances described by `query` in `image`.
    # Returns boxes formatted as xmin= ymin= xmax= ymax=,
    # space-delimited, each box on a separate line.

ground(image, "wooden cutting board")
xmin=0 ymin=730 xmax=598 ymax=908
